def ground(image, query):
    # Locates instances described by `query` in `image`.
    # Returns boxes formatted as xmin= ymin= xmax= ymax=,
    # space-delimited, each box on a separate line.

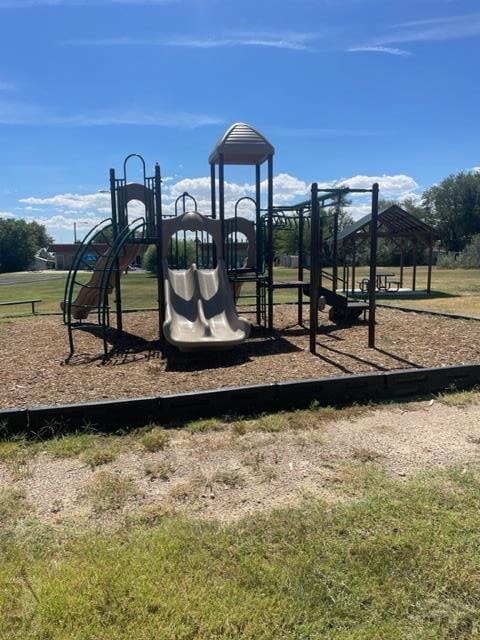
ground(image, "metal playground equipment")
xmin=62 ymin=122 xmax=380 ymax=359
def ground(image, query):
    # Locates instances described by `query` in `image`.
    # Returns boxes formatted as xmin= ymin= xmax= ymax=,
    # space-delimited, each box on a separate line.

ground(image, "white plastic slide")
xmin=63 ymin=245 xmax=140 ymax=320
xmin=162 ymin=259 xmax=250 ymax=352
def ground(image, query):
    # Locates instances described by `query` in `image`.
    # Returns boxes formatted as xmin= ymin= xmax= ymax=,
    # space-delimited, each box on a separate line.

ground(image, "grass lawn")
xmin=1 ymin=266 xmax=480 ymax=317
xmin=1 ymin=462 xmax=480 ymax=638
xmin=2 ymin=392 xmax=480 ymax=638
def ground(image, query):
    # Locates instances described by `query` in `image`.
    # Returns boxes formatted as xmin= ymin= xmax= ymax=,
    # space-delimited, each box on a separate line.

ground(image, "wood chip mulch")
xmin=2 ymin=305 xmax=480 ymax=409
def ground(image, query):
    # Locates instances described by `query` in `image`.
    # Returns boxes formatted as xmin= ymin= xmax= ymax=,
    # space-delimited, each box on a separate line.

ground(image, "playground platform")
xmin=343 ymin=288 xmax=433 ymax=299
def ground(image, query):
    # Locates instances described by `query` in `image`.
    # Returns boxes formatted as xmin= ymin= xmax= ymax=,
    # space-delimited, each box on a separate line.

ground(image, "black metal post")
xmin=332 ymin=197 xmax=339 ymax=293
xmin=267 ymin=155 xmax=274 ymax=330
xmin=351 ymin=240 xmax=356 ymax=295
xmin=110 ymin=169 xmax=123 ymax=336
xmin=368 ymin=183 xmax=379 ymax=349
xmin=219 ymin=154 xmax=225 ymax=260
xmin=309 ymin=183 xmax=320 ymax=354
xmin=155 ymin=163 xmax=164 ymax=339
xmin=210 ymin=163 xmax=216 ymax=219
xmin=255 ymin=164 xmax=262 ymax=326
xmin=298 ymin=208 xmax=304 ymax=326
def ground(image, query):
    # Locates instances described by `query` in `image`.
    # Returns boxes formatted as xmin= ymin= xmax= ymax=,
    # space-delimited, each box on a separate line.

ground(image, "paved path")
xmin=0 ymin=272 xmax=65 ymax=286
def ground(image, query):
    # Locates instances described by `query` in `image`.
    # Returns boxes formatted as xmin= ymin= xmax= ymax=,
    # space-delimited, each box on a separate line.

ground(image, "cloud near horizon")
xmin=11 ymin=171 xmax=420 ymax=238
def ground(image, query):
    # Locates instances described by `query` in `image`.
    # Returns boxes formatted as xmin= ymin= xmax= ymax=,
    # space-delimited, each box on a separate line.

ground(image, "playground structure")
xmin=62 ymin=122 xmax=381 ymax=358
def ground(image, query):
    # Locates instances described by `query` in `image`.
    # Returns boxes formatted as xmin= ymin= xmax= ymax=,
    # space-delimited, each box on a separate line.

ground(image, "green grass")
xmin=437 ymin=387 xmax=480 ymax=407
xmin=2 ymin=465 xmax=480 ymax=638
xmin=2 ymin=266 xmax=480 ymax=317
xmin=0 ymin=271 xmax=159 ymax=316
xmin=140 ymin=426 xmax=170 ymax=452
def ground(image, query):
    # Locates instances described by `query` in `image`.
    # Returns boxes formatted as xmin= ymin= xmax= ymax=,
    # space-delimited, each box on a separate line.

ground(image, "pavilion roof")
xmin=337 ymin=204 xmax=439 ymax=244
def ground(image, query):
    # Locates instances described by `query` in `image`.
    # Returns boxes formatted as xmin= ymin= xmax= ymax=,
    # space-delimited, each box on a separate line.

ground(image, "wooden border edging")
xmin=1 ymin=363 xmax=480 ymax=436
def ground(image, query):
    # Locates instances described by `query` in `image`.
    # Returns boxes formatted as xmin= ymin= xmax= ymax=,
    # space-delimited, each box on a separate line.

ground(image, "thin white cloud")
xmin=0 ymin=210 xmax=16 ymax=218
xmin=390 ymin=14 xmax=477 ymax=30
xmin=380 ymin=12 xmax=480 ymax=45
xmin=347 ymin=45 xmax=412 ymax=57
xmin=0 ymin=0 xmax=175 ymax=7
xmin=0 ymin=101 xmax=223 ymax=128
xmin=274 ymin=126 xmax=379 ymax=137
xmin=65 ymin=32 xmax=317 ymax=51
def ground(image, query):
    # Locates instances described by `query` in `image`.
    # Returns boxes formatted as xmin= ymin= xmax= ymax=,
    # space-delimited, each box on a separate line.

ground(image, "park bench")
xmin=386 ymin=279 xmax=400 ymax=292
xmin=0 ymin=299 xmax=42 ymax=314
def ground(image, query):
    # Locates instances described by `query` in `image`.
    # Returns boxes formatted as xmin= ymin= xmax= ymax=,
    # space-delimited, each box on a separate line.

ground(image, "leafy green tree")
xmin=143 ymin=240 xmax=200 ymax=273
xmin=0 ymin=218 xmax=53 ymax=273
xmin=422 ymin=171 xmax=480 ymax=251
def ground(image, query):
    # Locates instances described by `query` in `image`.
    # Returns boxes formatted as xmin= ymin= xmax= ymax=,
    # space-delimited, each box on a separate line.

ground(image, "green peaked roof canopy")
xmin=209 ymin=122 xmax=275 ymax=166
xmin=337 ymin=204 xmax=439 ymax=244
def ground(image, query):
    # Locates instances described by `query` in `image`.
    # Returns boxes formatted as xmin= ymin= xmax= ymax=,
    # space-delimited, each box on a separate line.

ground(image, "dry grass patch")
xmin=86 ymin=471 xmax=136 ymax=513
xmin=140 ymin=426 xmax=170 ymax=452
xmin=438 ymin=387 xmax=480 ymax=407
xmin=0 ymin=439 xmax=25 ymax=462
xmin=0 ymin=487 xmax=32 ymax=526
xmin=0 ymin=444 xmax=36 ymax=481
xmin=186 ymin=417 xmax=225 ymax=433
xmin=210 ymin=468 xmax=246 ymax=488
xmin=81 ymin=443 xmax=118 ymax=470
xmin=242 ymin=450 xmax=266 ymax=472
xmin=352 ymin=447 xmax=384 ymax=464
xmin=132 ymin=500 xmax=176 ymax=524
xmin=144 ymin=461 xmax=174 ymax=481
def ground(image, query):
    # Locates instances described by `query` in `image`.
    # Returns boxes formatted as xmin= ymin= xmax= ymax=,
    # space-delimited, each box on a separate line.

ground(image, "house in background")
xmin=48 ymin=243 xmax=107 ymax=270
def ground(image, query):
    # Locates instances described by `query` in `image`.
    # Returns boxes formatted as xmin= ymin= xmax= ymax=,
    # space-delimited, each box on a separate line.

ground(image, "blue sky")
xmin=0 ymin=0 xmax=479 ymax=241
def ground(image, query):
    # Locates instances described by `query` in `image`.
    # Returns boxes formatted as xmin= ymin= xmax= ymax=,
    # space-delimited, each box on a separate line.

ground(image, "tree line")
xmin=274 ymin=169 xmax=480 ymax=267
xmin=0 ymin=219 xmax=53 ymax=273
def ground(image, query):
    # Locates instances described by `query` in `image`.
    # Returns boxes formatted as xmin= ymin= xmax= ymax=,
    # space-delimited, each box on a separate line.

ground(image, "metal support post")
xmin=368 ymin=183 xmax=379 ymax=348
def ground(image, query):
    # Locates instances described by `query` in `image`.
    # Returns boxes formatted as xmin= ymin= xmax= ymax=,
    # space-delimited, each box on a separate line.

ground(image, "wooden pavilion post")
xmin=399 ymin=242 xmax=404 ymax=288
xmin=427 ymin=239 xmax=433 ymax=294
xmin=351 ymin=240 xmax=356 ymax=295
xmin=412 ymin=242 xmax=417 ymax=292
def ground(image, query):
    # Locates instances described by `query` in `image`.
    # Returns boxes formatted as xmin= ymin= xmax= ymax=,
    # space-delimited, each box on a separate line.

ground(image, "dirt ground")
xmin=2 ymin=305 xmax=480 ymax=409
xmin=2 ymin=398 xmax=480 ymax=527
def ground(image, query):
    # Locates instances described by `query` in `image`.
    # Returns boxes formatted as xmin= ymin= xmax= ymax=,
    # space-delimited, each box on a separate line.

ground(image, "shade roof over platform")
xmin=209 ymin=122 xmax=275 ymax=165
xmin=337 ymin=204 xmax=439 ymax=244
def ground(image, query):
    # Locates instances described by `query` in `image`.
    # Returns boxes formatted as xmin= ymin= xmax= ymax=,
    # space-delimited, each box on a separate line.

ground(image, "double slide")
xmin=162 ymin=259 xmax=250 ymax=352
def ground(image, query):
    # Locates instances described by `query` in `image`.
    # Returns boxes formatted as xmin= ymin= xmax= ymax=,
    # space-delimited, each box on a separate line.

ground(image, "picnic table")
xmin=359 ymin=272 xmax=399 ymax=293
xmin=375 ymin=271 xmax=395 ymax=291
